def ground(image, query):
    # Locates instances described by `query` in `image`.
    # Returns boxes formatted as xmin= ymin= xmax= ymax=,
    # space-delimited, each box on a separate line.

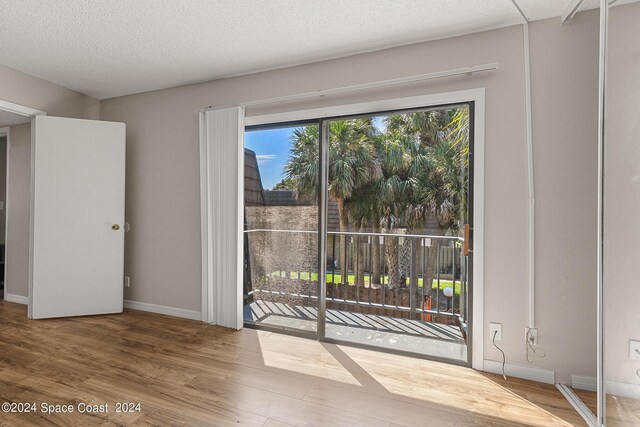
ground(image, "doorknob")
xmin=111 ymin=224 xmax=120 ymax=230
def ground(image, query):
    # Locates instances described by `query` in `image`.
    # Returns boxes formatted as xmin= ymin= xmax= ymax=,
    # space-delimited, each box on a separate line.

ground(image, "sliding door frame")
xmin=243 ymin=89 xmax=485 ymax=370
xmin=317 ymin=120 xmax=329 ymax=338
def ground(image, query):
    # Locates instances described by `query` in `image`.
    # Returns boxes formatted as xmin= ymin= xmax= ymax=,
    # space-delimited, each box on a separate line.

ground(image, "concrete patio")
xmin=244 ymin=300 xmax=468 ymax=363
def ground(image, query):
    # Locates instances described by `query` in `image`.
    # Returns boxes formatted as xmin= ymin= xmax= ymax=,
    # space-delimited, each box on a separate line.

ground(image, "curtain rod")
xmin=196 ymin=63 xmax=499 ymax=113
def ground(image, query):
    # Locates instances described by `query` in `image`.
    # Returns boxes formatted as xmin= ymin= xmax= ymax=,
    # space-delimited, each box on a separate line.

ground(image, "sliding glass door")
xmin=319 ymin=105 xmax=472 ymax=364
xmin=243 ymin=122 xmax=321 ymax=336
xmin=243 ymin=103 xmax=473 ymax=365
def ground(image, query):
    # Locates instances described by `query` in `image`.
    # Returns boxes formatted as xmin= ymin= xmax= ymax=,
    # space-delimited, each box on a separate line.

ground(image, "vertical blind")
xmin=199 ymin=107 xmax=244 ymax=329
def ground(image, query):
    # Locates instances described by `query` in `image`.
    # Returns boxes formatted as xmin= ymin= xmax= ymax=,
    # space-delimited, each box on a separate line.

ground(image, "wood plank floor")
xmin=0 ymin=300 xmax=586 ymax=426
xmin=573 ymin=387 xmax=640 ymax=427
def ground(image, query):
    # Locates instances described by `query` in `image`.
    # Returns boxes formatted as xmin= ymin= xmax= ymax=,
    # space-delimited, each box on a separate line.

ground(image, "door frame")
xmin=241 ymin=88 xmax=485 ymax=370
xmin=0 ymin=100 xmax=46 ymax=305
xmin=0 ymin=125 xmax=9 ymax=302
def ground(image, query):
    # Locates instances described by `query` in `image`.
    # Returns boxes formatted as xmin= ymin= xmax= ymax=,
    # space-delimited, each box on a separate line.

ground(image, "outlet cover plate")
xmin=490 ymin=322 xmax=502 ymax=341
xmin=527 ymin=328 xmax=538 ymax=346
xmin=630 ymin=340 xmax=640 ymax=360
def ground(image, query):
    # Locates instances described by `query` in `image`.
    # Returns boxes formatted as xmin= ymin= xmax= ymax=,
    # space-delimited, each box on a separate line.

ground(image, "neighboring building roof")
xmin=262 ymin=190 xmax=299 ymax=206
xmin=245 ymin=148 xmax=440 ymax=234
xmin=244 ymin=149 xmax=265 ymax=207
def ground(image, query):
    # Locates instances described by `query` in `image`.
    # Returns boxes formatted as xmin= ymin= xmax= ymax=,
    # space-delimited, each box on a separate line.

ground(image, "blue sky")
xmin=245 ymin=117 xmax=387 ymax=190
xmin=245 ymin=127 xmax=296 ymax=190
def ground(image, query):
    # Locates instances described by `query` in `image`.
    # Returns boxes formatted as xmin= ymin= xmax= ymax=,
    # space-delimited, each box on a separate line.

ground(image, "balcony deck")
xmin=244 ymin=300 xmax=467 ymax=363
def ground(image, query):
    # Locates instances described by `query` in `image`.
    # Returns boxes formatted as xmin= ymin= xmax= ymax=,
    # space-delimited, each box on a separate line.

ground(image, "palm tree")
xmin=371 ymin=130 xmax=415 ymax=288
xmin=285 ymin=108 xmax=469 ymax=300
xmin=285 ymin=125 xmax=321 ymax=203
xmin=344 ymin=196 xmax=368 ymax=288
xmin=410 ymin=107 xmax=468 ymax=234
xmin=285 ymin=120 xmax=380 ymax=285
xmin=443 ymin=107 xmax=470 ymax=228
xmin=386 ymin=110 xmax=444 ymax=147
xmin=381 ymin=108 xmax=468 ymax=310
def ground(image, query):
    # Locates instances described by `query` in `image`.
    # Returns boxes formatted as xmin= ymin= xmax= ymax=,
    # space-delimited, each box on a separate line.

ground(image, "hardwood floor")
xmin=573 ymin=388 xmax=640 ymax=427
xmin=0 ymin=300 xmax=586 ymax=426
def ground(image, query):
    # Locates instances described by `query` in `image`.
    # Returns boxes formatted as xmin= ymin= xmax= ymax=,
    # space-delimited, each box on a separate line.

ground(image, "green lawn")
xmin=266 ymin=271 xmax=462 ymax=296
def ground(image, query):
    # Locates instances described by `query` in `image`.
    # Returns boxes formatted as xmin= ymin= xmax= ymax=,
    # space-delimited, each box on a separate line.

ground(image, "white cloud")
xmin=256 ymin=154 xmax=276 ymax=164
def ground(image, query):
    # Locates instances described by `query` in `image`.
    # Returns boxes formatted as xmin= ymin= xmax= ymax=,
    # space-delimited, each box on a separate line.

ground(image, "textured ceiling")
xmin=0 ymin=0 xmax=625 ymax=99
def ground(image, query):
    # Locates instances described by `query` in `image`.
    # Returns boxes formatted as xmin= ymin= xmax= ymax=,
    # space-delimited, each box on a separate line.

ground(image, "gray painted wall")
xmin=0 ymin=64 xmax=100 ymax=299
xmin=100 ymin=12 xmax=600 ymax=382
xmin=604 ymin=2 xmax=640 ymax=388
xmin=529 ymin=13 xmax=599 ymax=381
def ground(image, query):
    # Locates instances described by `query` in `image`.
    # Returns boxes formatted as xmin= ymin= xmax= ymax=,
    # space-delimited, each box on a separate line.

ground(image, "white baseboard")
xmin=606 ymin=379 xmax=640 ymax=399
xmin=571 ymin=375 xmax=640 ymax=399
xmin=4 ymin=295 xmax=203 ymax=322
xmin=572 ymin=375 xmax=640 ymax=399
xmin=483 ymin=359 xmax=555 ymax=384
xmin=124 ymin=300 xmax=202 ymax=321
xmin=4 ymin=293 xmax=28 ymax=305
xmin=572 ymin=375 xmax=597 ymax=392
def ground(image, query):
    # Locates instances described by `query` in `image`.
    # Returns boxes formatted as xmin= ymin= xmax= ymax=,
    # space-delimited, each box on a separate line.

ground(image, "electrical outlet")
xmin=490 ymin=322 xmax=502 ymax=341
xmin=526 ymin=328 xmax=538 ymax=346
xmin=124 ymin=276 xmax=131 ymax=288
xmin=629 ymin=340 xmax=640 ymax=360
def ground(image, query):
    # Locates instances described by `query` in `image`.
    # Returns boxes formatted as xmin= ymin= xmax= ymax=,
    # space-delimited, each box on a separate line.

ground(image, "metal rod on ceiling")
xmin=196 ymin=63 xmax=499 ymax=113
xmin=562 ymin=0 xmax=587 ymax=24
xmin=562 ymin=0 xmax=619 ymax=24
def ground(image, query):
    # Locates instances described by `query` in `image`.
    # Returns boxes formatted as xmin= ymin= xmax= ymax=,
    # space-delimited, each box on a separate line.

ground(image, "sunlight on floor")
xmin=607 ymin=395 xmax=640 ymax=426
xmin=341 ymin=345 xmax=576 ymax=427
xmin=257 ymin=331 xmax=362 ymax=386
xmin=257 ymin=330 xmax=577 ymax=427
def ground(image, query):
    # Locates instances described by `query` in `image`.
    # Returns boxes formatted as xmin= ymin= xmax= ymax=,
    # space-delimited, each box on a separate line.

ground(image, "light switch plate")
xmin=630 ymin=340 xmax=640 ymax=360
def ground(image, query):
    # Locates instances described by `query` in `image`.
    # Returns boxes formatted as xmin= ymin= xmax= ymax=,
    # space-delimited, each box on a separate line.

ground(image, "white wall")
xmin=0 ymin=64 xmax=100 ymax=298
xmin=100 ymin=11 xmax=600 ymax=382
xmin=604 ymin=2 xmax=640 ymax=389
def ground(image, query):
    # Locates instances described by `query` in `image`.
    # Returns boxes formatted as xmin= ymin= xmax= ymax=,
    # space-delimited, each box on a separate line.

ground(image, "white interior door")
xmin=28 ymin=116 xmax=125 ymax=319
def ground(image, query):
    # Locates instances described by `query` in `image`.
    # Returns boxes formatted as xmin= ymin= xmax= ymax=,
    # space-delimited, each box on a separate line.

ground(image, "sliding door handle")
xmin=463 ymin=224 xmax=471 ymax=256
